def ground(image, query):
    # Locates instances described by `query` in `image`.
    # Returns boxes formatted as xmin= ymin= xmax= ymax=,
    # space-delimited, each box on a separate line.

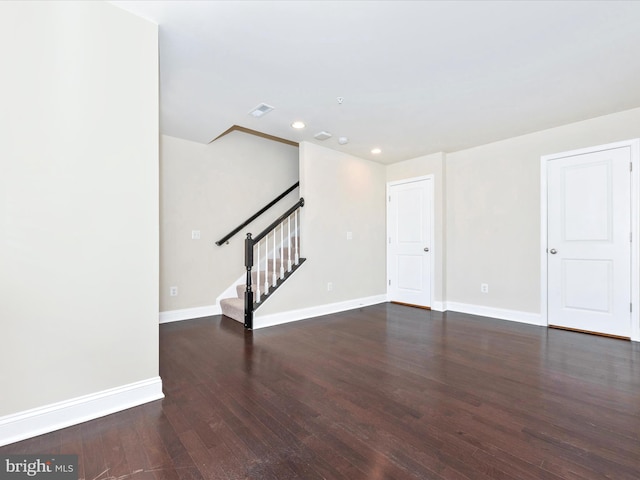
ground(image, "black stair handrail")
xmin=215 ymin=182 xmax=299 ymax=246
xmin=244 ymin=197 xmax=305 ymax=329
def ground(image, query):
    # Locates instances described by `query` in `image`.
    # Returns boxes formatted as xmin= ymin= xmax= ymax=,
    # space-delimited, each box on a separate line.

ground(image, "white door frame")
xmin=540 ymin=139 xmax=640 ymax=342
xmin=386 ymin=175 xmax=435 ymax=307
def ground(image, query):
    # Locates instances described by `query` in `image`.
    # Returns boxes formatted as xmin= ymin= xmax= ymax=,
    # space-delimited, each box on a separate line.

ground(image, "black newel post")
xmin=244 ymin=233 xmax=254 ymax=329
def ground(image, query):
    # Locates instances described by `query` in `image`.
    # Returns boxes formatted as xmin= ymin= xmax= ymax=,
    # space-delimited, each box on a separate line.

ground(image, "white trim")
xmin=254 ymin=294 xmax=388 ymax=329
xmin=446 ymin=302 xmax=544 ymax=326
xmin=540 ymin=149 xmax=549 ymax=331
xmin=430 ymin=301 xmax=446 ymax=312
xmin=159 ymin=305 xmax=221 ymax=324
xmin=540 ymin=139 xmax=640 ymax=342
xmin=0 ymin=377 xmax=163 ymax=447
xmin=632 ymin=139 xmax=640 ymax=342
xmin=386 ymin=175 xmax=435 ymax=309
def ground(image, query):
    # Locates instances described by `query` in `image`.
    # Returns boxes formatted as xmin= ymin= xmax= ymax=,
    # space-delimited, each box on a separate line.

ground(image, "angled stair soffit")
xmin=210 ymin=125 xmax=299 ymax=148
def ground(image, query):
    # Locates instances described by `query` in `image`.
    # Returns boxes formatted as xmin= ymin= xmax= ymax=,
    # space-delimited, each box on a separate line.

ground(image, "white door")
xmin=387 ymin=178 xmax=432 ymax=308
xmin=547 ymin=146 xmax=632 ymax=338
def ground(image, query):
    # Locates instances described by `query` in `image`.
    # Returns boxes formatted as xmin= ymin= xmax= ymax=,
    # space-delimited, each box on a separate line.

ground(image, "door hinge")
xmin=388 ymin=195 xmax=391 ymax=202
xmin=388 ymin=237 xmax=391 ymax=244
xmin=631 ymin=232 xmax=633 ymax=243
xmin=630 ymin=303 xmax=632 ymax=313
xmin=631 ymin=162 xmax=633 ymax=172
xmin=389 ymin=279 xmax=391 ymax=286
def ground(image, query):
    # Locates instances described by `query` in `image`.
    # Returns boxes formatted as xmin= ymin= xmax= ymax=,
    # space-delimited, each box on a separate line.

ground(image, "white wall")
xmin=386 ymin=152 xmax=446 ymax=308
xmin=161 ymin=107 xmax=640 ymax=329
xmin=0 ymin=1 xmax=159 ymax=418
xmin=160 ymin=133 xmax=299 ymax=313
xmin=445 ymin=107 xmax=640 ymax=316
xmin=258 ymin=142 xmax=387 ymax=318
xmin=257 ymin=108 xmax=640 ymax=331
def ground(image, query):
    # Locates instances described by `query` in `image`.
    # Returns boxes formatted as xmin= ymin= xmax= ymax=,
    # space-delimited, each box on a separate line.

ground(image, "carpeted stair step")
xmin=251 ymin=268 xmax=287 ymax=285
xmin=220 ymin=297 xmax=244 ymax=323
xmin=256 ymin=258 xmax=286 ymax=272
xmin=237 ymin=283 xmax=277 ymax=302
xmin=276 ymin=247 xmax=298 ymax=262
xmin=236 ymin=284 xmax=257 ymax=300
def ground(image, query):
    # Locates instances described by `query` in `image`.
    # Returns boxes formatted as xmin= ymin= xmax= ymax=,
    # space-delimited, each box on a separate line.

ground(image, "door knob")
xmin=424 ymin=247 xmax=429 ymax=252
xmin=549 ymin=248 xmax=557 ymax=254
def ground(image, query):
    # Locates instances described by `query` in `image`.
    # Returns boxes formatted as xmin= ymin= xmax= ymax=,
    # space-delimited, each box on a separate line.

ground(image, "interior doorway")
xmin=541 ymin=139 xmax=640 ymax=340
xmin=387 ymin=176 xmax=434 ymax=309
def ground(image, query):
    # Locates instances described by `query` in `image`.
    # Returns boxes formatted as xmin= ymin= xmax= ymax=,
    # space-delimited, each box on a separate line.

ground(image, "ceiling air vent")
xmin=249 ymin=103 xmax=274 ymax=118
xmin=314 ymin=131 xmax=332 ymax=141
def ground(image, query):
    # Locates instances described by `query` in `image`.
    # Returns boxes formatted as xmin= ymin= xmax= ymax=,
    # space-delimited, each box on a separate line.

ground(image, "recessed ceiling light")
xmin=248 ymin=103 xmax=274 ymax=118
xmin=291 ymin=121 xmax=306 ymax=129
xmin=371 ymin=148 xmax=382 ymax=154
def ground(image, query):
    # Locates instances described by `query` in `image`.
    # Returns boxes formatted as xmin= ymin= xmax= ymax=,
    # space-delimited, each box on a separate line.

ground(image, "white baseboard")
xmin=0 ymin=377 xmax=164 ymax=447
xmin=254 ymin=294 xmax=388 ymax=329
xmin=159 ymin=305 xmax=221 ymax=324
xmin=444 ymin=302 xmax=544 ymax=326
xmin=430 ymin=300 xmax=446 ymax=312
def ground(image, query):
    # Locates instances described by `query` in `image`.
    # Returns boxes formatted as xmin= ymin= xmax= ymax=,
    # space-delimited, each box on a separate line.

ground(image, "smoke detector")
xmin=338 ymin=137 xmax=349 ymax=145
xmin=314 ymin=131 xmax=332 ymax=141
xmin=248 ymin=103 xmax=274 ymax=118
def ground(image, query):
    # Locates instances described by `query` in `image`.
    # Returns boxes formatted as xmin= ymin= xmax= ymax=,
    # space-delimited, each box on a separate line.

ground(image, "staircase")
xmin=219 ymin=241 xmax=305 ymax=323
xmin=216 ymin=187 xmax=306 ymax=329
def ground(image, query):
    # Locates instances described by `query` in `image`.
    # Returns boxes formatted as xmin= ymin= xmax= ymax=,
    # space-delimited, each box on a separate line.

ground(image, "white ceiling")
xmin=113 ymin=0 xmax=640 ymax=164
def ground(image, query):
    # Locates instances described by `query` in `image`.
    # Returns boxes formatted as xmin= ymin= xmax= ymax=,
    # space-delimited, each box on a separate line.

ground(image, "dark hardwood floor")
xmin=2 ymin=303 xmax=640 ymax=479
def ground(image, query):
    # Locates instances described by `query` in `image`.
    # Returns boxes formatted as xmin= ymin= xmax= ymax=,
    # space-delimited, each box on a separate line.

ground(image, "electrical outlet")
xmin=170 ymin=286 xmax=178 ymax=296
xmin=346 ymin=231 xmax=353 ymax=240
xmin=327 ymin=282 xmax=333 ymax=291
xmin=481 ymin=283 xmax=489 ymax=294
xmin=191 ymin=230 xmax=201 ymax=240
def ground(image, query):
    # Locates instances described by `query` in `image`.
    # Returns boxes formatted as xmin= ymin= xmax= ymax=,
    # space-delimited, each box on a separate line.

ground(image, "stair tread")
xmin=220 ymin=297 xmax=243 ymax=305
xmin=220 ymin=297 xmax=244 ymax=323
